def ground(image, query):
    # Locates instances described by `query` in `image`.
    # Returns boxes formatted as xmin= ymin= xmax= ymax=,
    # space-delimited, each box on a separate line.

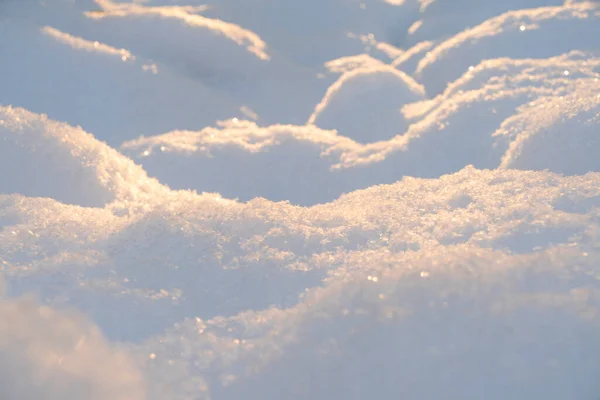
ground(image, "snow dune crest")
xmin=121 ymin=51 xmax=600 ymax=206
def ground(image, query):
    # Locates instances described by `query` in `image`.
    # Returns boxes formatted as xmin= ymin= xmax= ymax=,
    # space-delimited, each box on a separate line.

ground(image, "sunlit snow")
xmin=1 ymin=0 xmax=599 ymax=399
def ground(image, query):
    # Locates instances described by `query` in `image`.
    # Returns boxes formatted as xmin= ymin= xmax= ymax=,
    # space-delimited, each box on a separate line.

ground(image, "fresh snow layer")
xmin=1 ymin=0 xmax=600 ymax=399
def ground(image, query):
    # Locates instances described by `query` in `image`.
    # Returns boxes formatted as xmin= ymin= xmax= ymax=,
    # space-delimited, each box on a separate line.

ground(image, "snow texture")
xmin=308 ymin=66 xmax=426 ymax=142
xmin=415 ymin=4 xmax=600 ymax=94
xmin=0 ymin=277 xmax=145 ymax=400
xmin=1 ymin=0 xmax=600 ymax=399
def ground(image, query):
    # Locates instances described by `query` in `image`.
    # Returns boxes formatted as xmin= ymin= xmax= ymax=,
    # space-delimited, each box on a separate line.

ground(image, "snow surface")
xmin=308 ymin=65 xmax=426 ymax=142
xmin=1 ymin=0 xmax=600 ymax=399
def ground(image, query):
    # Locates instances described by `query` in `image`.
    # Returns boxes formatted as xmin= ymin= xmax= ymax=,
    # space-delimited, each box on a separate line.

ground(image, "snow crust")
xmin=1 ymin=0 xmax=600 ymax=399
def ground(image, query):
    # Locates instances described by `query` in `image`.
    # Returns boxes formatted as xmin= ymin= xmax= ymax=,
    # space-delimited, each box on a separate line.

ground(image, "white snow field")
xmin=1 ymin=0 xmax=600 ymax=399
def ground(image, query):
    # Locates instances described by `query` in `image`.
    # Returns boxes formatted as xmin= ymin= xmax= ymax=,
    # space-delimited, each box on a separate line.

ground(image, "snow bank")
xmin=2 ymin=109 xmax=600 ymax=397
xmin=0 ymin=22 xmax=243 ymax=145
xmin=0 ymin=0 xmax=324 ymax=140
xmin=404 ymin=0 xmax=564 ymax=46
xmin=142 ymin=246 xmax=600 ymax=400
xmin=0 ymin=281 xmax=144 ymax=400
xmin=308 ymin=66 xmax=426 ymax=142
xmin=499 ymin=84 xmax=600 ymax=174
xmin=0 ymin=106 xmax=165 ymax=208
xmin=399 ymin=54 xmax=600 ymax=174
xmin=121 ymin=121 xmax=352 ymax=205
xmin=2 ymin=157 xmax=599 ymax=345
xmin=117 ymin=167 xmax=599 ymax=399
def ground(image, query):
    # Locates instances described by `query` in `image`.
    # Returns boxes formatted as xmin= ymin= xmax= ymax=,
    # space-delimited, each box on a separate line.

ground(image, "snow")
xmin=1 ymin=0 xmax=600 ymax=399
xmin=498 ymin=83 xmax=600 ymax=174
xmin=0 ymin=283 xmax=145 ymax=400
xmin=415 ymin=3 xmax=600 ymax=94
xmin=404 ymin=0 xmax=565 ymax=46
xmin=86 ymin=0 xmax=270 ymax=61
xmin=0 ymin=106 xmax=166 ymax=208
xmin=41 ymin=25 xmax=135 ymax=60
xmin=140 ymin=246 xmax=600 ymax=399
xmin=308 ymin=66 xmax=426 ymax=142
xmin=0 ymin=21 xmax=243 ymax=145
xmin=120 ymin=53 xmax=600 ymax=205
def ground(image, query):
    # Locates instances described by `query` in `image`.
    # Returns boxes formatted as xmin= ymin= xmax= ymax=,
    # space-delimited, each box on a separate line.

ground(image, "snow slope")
xmin=1 ymin=0 xmax=600 ymax=399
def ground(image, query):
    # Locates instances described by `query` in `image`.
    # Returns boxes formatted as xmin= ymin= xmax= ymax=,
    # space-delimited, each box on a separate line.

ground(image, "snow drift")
xmin=1 ymin=0 xmax=600 ymax=399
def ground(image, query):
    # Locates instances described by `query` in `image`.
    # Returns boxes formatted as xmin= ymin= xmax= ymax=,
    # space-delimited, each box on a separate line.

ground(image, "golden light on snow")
xmin=41 ymin=26 xmax=135 ymax=62
xmin=2 ymin=0 xmax=600 ymax=399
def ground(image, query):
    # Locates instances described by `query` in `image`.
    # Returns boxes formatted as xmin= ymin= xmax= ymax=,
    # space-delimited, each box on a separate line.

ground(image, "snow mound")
xmin=308 ymin=66 xmax=426 ymax=142
xmin=0 ymin=106 xmax=165 ymax=208
xmin=404 ymin=0 xmax=564 ymax=46
xmin=140 ymin=246 xmax=600 ymax=400
xmin=114 ymin=167 xmax=600 ymax=399
xmin=499 ymin=85 xmax=600 ymax=174
xmin=4 ymin=117 xmax=600 ymax=395
xmin=122 ymin=121 xmax=353 ymax=205
xmin=41 ymin=25 xmax=135 ymax=60
xmin=416 ymin=3 xmax=600 ymax=94
xmin=0 ymin=287 xmax=144 ymax=400
xmin=3 ymin=0 xmax=600 ymax=398
xmin=79 ymin=0 xmax=328 ymax=125
xmin=399 ymin=54 xmax=600 ymax=174
xmin=123 ymin=53 xmax=600 ymax=205
xmin=3 ymin=165 xmax=599 ymax=344
xmin=0 ymin=22 xmax=243 ymax=145
xmin=86 ymin=0 xmax=269 ymax=64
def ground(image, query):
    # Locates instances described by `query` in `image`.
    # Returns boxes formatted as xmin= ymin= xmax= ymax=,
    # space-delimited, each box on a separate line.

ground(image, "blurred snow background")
xmin=1 ymin=0 xmax=600 ymax=399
